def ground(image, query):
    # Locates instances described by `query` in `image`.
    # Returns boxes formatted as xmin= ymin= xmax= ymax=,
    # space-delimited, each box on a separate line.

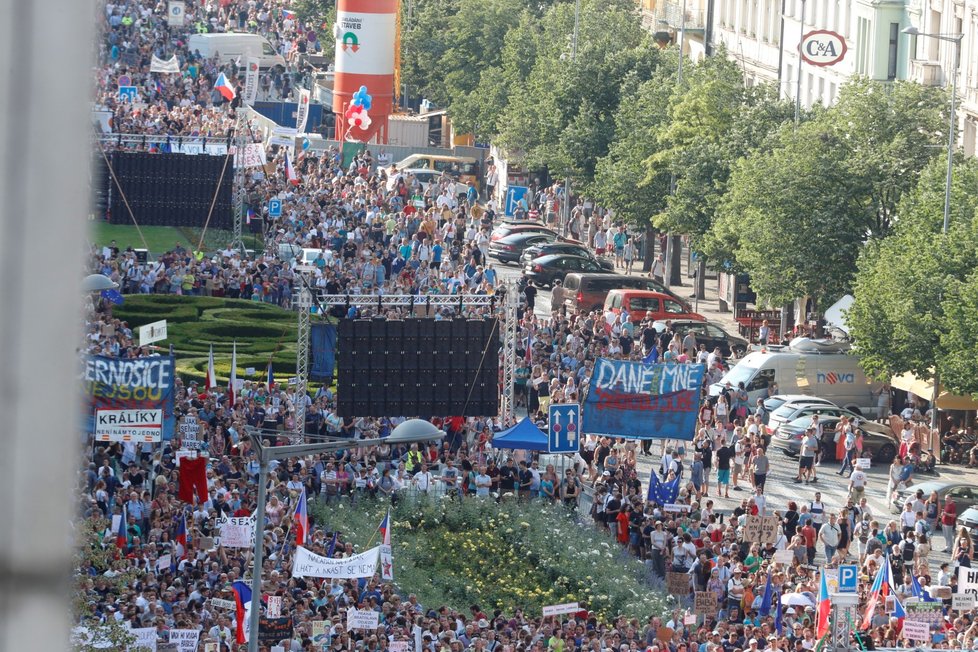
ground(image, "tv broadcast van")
xmin=186 ymin=33 xmax=287 ymax=70
xmin=708 ymin=338 xmax=883 ymax=418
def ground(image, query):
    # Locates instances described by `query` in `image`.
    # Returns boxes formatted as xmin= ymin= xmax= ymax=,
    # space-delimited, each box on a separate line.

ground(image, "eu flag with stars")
xmin=101 ymin=288 xmax=124 ymax=305
xmin=646 ymin=469 xmax=680 ymax=505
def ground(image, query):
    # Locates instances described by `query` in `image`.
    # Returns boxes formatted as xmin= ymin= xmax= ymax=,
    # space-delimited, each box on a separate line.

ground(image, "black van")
xmin=552 ymin=273 xmax=692 ymax=314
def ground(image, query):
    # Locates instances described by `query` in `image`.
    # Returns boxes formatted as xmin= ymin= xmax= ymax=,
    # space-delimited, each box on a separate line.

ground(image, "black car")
xmin=652 ymin=319 xmax=750 ymax=359
xmin=489 ymin=232 xmax=557 ymax=264
xmin=520 ymin=242 xmax=614 ymax=270
xmin=775 ymin=415 xmax=898 ymax=463
xmin=523 ymin=254 xmax=612 ymax=287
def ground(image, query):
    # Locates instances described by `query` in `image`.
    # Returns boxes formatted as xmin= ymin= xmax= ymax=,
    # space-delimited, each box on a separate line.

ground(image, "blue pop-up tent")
xmin=491 ymin=416 xmax=549 ymax=452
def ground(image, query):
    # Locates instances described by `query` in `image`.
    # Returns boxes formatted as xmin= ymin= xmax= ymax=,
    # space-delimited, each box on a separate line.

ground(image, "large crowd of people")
xmin=80 ymin=1 xmax=978 ymax=651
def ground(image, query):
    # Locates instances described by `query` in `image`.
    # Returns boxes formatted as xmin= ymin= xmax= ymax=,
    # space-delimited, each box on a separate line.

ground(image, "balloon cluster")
xmin=344 ymin=85 xmax=373 ymax=131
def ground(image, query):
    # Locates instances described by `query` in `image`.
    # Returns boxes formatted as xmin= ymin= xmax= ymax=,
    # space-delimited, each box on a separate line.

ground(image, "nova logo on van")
xmin=817 ymin=372 xmax=855 ymax=384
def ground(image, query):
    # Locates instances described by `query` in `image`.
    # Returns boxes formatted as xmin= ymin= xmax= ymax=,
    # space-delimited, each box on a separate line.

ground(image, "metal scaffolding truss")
xmin=290 ymin=290 xmax=516 ymax=422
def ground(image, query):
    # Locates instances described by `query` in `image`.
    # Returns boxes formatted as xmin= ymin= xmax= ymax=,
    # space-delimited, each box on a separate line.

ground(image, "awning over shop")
xmin=890 ymin=371 xmax=978 ymax=410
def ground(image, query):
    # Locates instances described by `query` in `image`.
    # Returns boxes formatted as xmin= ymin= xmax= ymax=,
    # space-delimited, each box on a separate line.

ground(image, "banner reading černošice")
xmin=82 ymin=355 xmax=177 ymax=440
xmin=582 ymin=360 xmax=704 ymax=441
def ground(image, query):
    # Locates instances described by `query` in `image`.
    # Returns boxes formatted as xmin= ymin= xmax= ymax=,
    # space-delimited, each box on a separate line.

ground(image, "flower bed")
xmin=312 ymin=496 xmax=666 ymax=621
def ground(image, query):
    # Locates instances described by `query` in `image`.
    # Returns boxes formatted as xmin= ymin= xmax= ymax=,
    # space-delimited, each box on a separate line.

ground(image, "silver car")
xmin=764 ymin=397 xmax=838 ymax=437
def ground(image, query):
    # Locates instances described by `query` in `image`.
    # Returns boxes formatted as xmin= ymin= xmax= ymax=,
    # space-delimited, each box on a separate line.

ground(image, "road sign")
xmin=118 ymin=86 xmax=139 ymax=102
xmin=838 ymin=564 xmax=858 ymax=594
xmin=268 ymin=198 xmax=282 ymax=218
xmin=504 ymin=185 xmax=527 ymax=216
xmin=548 ymin=403 xmax=580 ymax=454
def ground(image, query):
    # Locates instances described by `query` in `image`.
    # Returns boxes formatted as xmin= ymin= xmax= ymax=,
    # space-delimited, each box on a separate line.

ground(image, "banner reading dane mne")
xmin=583 ymin=360 xmax=704 ymax=441
xmin=83 ymin=355 xmax=177 ymax=440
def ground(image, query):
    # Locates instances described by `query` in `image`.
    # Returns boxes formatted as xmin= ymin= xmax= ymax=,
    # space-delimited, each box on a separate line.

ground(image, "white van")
xmin=186 ymin=33 xmax=286 ymax=70
xmin=708 ymin=338 xmax=883 ymax=418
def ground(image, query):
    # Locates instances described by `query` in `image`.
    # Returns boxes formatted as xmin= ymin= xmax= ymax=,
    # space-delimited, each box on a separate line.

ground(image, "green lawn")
xmin=89 ymin=221 xmax=237 ymax=256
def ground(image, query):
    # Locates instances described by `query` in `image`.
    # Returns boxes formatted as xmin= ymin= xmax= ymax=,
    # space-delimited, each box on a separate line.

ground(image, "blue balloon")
xmin=302 ymin=138 xmax=310 ymax=150
xmin=352 ymin=97 xmax=363 ymax=106
xmin=358 ymin=85 xmax=367 ymax=94
xmin=362 ymin=98 xmax=372 ymax=111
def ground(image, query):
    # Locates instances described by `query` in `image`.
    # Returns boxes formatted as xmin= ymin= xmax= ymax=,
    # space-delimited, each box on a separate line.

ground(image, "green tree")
xmin=848 ymin=155 xmax=978 ymax=393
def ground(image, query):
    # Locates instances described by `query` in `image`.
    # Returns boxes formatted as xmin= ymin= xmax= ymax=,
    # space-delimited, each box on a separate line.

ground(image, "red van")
xmin=604 ymin=289 xmax=706 ymax=323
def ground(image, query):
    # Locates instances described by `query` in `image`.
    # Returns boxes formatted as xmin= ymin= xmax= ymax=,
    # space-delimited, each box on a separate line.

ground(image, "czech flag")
xmin=281 ymin=8 xmax=296 ymax=19
xmin=205 ymin=344 xmax=216 ymax=391
xmin=294 ymin=487 xmax=309 ymax=546
xmin=267 ymin=360 xmax=275 ymax=389
xmin=284 ymin=149 xmax=300 ymax=186
xmin=231 ymin=581 xmax=252 ymax=644
xmin=116 ymin=505 xmax=128 ymax=550
xmin=246 ymin=206 xmax=256 ymax=224
xmin=860 ymin=554 xmax=893 ymax=629
xmin=215 ymin=72 xmax=236 ymax=101
xmin=175 ymin=511 xmax=188 ymax=559
xmin=816 ymin=568 xmax=830 ymax=640
xmin=379 ymin=509 xmax=391 ymax=545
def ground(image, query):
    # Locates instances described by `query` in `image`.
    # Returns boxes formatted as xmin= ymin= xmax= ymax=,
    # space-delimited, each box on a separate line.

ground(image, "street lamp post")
xmin=562 ymin=0 xmax=581 ymax=238
xmin=902 ymin=26 xmax=964 ymax=435
xmin=245 ymin=420 xmax=445 ymax=652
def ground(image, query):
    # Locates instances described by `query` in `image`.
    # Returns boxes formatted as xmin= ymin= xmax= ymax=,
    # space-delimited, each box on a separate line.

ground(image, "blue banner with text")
xmin=583 ymin=359 xmax=704 ymax=440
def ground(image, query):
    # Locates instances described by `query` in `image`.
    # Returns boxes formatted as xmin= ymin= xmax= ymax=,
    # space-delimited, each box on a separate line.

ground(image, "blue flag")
xmin=646 ymin=469 xmax=680 ymax=505
xmin=759 ymin=572 xmax=774 ymax=617
xmin=775 ymin=593 xmax=783 ymax=636
xmin=910 ymin=571 xmax=935 ymax=602
xmin=643 ymin=345 xmax=659 ymax=365
xmin=326 ymin=532 xmax=338 ymax=557
xmin=101 ymin=288 xmax=124 ymax=305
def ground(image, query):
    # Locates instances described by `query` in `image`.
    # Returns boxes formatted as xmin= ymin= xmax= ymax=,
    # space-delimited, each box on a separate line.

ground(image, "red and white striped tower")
xmin=332 ymin=0 xmax=396 ymax=143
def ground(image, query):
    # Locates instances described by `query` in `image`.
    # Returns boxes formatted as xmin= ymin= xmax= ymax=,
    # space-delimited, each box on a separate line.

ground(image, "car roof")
xmin=497 ymin=232 xmax=554 ymax=243
xmin=607 ymin=289 xmax=672 ymax=297
xmin=534 ymin=254 xmax=592 ymax=263
xmin=784 ymin=414 xmax=890 ymax=435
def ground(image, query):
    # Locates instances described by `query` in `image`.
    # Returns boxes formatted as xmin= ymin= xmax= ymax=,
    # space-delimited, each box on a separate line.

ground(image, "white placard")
xmin=773 ymin=549 xmax=795 ymax=565
xmin=210 ymin=598 xmax=236 ymax=610
xmin=234 ymin=143 xmax=267 ymax=169
xmin=95 ymin=409 xmax=163 ymax=442
xmin=902 ymin=619 xmax=930 ymax=642
xmin=167 ymin=0 xmax=185 ymax=26
xmin=267 ymin=595 xmax=283 ymax=618
xmin=959 ymin=567 xmax=978 ymax=595
xmin=953 ymin=593 xmax=977 ymax=611
xmin=215 ymin=514 xmax=257 ymax=549
xmin=139 ymin=319 xmax=169 ymax=346
xmin=390 ymin=643 xmax=410 ymax=652
xmin=295 ymin=88 xmax=311 ymax=134
xmin=245 ymin=367 xmax=256 ymax=375
xmin=346 ymin=608 xmax=380 ymax=631
xmin=167 ymin=629 xmax=201 ymax=652
xmin=292 ymin=545 xmax=380 ymax=579
xmin=155 ymin=554 xmax=171 ymax=572
xmin=664 ymin=503 xmax=689 ymax=512
xmin=180 ymin=416 xmax=201 ymax=448
xmin=128 ymin=626 xmax=158 ymax=651
xmin=243 ymin=57 xmax=260 ymax=106
xmin=855 ymin=458 xmax=871 ymax=469
xmin=542 ymin=602 xmax=579 ymax=617
xmin=684 ymin=614 xmax=697 ymax=625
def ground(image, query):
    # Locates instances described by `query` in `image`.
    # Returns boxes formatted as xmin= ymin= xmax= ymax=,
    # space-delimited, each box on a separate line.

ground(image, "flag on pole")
xmin=758 ymin=572 xmax=774 ymax=617
xmin=174 ymin=510 xmax=188 ymax=560
xmin=214 ymin=72 xmax=236 ymax=101
xmin=860 ymin=553 xmax=893 ymax=629
xmin=379 ymin=509 xmax=391 ymax=545
xmin=116 ymin=506 xmax=128 ymax=549
xmin=205 ymin=344 xmax=216 ymax=391
xmin=267 ymin=360 xmax=275 ymax=389
xmin=246 ymin=206 xmax=256 ymax=224
xmin=228 ymin=340 xmax=238 ymax=406
xmin=281 ymin=8 xmax=296 ymax=18
xmin=326 ymin=532 xmax=338 ymax=557
xmin=909 ymin=571 xmax=935 ymax=602
xmin=816 ymin=568 xmax=830 ymax=640
xmin=642 ymin=345 xmax=658 ymax=365
xmin=284 ymin=149 xmax=300 ymax=186
xmin=294 ymin=487 xmax=309 ymax=546
xmin=775 ymin=592 xmax=783 ymax=636
xmin=231 ymin=581 xmax=252 ymax=644
xmin=646 ymin=469 xmax=681 ymax=505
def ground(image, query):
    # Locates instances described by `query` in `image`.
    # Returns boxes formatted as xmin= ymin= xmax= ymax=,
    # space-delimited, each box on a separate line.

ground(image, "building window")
xmin=887 ymin=22 xmax=898 ymax=79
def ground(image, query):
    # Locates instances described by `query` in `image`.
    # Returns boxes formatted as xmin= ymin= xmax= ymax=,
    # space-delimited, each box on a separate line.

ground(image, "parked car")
xmin=520 ymin=242 xmax=613 ymax=270
xmin=891 ymin=481 xmax=978 ymax=515
xmin=552 ymin=273 xmax=692 ymax=314
xmin=776 ymin=415 xmax=898 ymax=463
xmin=522 ymin=254 xmax=612 ymax=287
xmin=489 ymin=232 xmax=558 ymax=264
xmin=957 ymin=507 xmax=978 ymax=548
xmin=652 ymin=319 xmax=750 ymax=359
xmin=490 ymin=221 xmax=557 ymax=242
xmin=604 ymin=290 xmax=705 ymax=325
xmin=766 ymin=402 xmax=860 ymax=438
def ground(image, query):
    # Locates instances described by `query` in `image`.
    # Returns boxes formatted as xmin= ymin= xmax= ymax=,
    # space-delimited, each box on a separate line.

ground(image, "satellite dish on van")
xmin=788 ymin=337 xmax=851 ymax=354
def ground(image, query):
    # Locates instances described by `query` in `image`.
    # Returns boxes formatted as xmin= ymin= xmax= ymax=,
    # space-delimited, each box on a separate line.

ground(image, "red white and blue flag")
xmin=267 ymin=360 xmax=275 ymax=389
xmin=215 ymin=72 xmax=236 ymax=101
xmin=379 ymin=509 xmax=391 ymax=545
xmin=861 ymin=554 xmax=899 ymax=629
xmin=231 ymin=580 xmax=252 ymax=644
xmin=284 ymin=149 xmax=300 ymax=186
xmin=115 ymin=506 xmax=128 ymax=549
xmin=816 ymin=567 xmax=831 ymax=640
xmin=205 ymin=344 xmax=216 ymax=391
xmin=294 ymin=487 xmax=309 ymax=546
xmin=175 ymin=511 xmax=188 ymax=560
xmin=281 ymin=8 xmax=296 ymax=19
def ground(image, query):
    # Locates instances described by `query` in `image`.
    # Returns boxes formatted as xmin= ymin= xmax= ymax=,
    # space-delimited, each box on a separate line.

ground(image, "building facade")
xmin=642 ymin=0 xmax=978 ymax=156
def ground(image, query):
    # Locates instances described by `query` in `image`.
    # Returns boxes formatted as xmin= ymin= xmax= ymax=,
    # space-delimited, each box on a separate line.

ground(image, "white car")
xmin=386 ymin=168 xmax=468 ymax=199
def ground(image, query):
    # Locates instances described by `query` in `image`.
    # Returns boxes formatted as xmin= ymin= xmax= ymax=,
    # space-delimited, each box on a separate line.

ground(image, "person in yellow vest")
xmin=406 ymin=444 xmax=423 ymax=475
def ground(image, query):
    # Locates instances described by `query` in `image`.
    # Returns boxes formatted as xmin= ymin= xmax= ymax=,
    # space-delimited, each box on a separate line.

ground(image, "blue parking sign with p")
xmin=268 ymin=199 xmax=282 ymax=218
xmin=838 ymin=565 xmax=857 ymax=593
